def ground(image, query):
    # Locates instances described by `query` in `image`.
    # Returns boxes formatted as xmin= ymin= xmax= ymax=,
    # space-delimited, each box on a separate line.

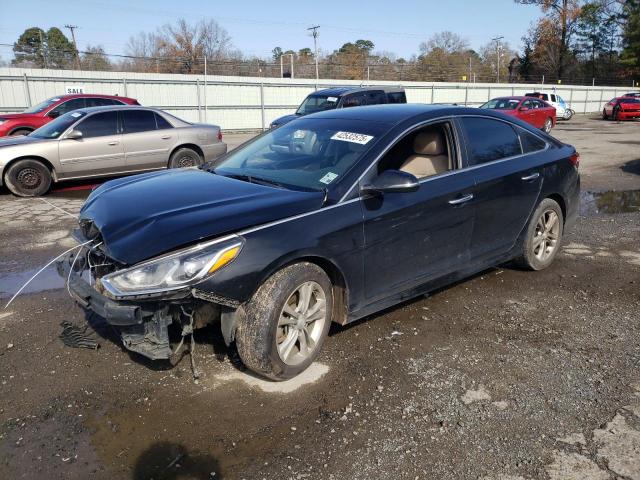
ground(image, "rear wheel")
xmin=9 ymin=128 xmax=32 ymax=137
xmin=542 ymin=118 xmax=553 ymax=133
xmin=235 ymin=262 xmax=333 ymax=381
xmin=168 ymin=147 xmax=203 ymax=168
xmin=563 ymin=109 xmax=574 ymax=120
xmin=516 ymin=198 xmax=564 ymax=271
xmin=4 ymin=159 xmax=52 ymax=197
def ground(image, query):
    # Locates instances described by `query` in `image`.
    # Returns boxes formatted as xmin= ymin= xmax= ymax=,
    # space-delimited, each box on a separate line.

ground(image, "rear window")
xmin=155 ymin=113 xmax=173 ymax=129
xmin=461 ymin=117 xmax=521 ymax=166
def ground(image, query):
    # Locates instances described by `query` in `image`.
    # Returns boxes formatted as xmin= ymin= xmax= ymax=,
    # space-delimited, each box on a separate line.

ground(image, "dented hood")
xmin=79 ymin=168 xmax=324 ymax=265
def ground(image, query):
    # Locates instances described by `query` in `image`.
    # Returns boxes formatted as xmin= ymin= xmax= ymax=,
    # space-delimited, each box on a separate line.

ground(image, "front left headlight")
xmin=101 ymin=236 xmax=243 ymax=298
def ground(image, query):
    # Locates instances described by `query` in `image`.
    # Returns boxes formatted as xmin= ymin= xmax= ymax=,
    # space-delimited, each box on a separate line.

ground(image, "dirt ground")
xmin=0 ymin=115 xmax=639 ymax=480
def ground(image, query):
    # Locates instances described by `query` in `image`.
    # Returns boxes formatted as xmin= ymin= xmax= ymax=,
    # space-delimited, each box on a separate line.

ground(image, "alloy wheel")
xmin=276 ymin=281 xmax=327 ymax=365
xmin=544 ymin=119 xmax=552 ymax=133
xmin=177 ymin=155 xmax=198 ymax=167
xmin=532 ymin=209 xmax=560 ymax=262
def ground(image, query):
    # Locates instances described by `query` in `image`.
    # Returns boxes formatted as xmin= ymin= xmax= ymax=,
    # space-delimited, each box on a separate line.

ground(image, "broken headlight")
xmin=101 ymin=236 xmax=243 ymax=298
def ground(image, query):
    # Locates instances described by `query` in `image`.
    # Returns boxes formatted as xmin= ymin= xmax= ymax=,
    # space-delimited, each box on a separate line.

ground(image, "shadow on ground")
xmin=133 ymin=442 xmax=222 ymax=479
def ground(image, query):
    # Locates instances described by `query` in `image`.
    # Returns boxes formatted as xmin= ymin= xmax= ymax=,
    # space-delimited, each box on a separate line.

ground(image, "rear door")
xmin=520 ymin=99 xmax=538 ymax=126
xmin=458 ymin=116 xmax=544 ymax=261
xmin=58 ymin=111 xmax=124 ymax=176
xmin=121 ymin=109 xmax=174 ymax=169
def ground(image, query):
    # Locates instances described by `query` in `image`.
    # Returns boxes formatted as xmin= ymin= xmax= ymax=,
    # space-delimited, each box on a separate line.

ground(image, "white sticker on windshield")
xmin=71 ymin=112 xmax=82 ymax=117
xmin=319 ymin=172 xmax=338 ymax=185
xmin=326 ymin=96 xmax=338 ymax=102
xmin=331 ymin=131 xmax=374 ymax=145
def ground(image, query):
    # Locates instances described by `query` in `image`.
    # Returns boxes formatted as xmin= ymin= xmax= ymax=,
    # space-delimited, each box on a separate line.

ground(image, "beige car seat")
xmin=399 ymin=130 xmax=450 ymax=178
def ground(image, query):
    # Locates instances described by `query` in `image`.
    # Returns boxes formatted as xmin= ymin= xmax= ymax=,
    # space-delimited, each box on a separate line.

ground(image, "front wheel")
xmin=516 ymin=198 xmax=564 ymax=271
xmin=563 ymin=109 xmax=574 ymax=120
xmin=9 ymin=128 xmax=32 ymax=137
xmin=542 ymin=118 xmax=553 ymax=133
xmin=168 ymin=147 xmax=203 ymax=168
xmin=235 ymin=262 xmax=333 ymax=380
xmin=602 ymin=109 xmax=609 ymax=120
xmin=613 ymin=106 xmax=621 ymax=121
xmin=4 ymin=159 xmax=52 ymax=197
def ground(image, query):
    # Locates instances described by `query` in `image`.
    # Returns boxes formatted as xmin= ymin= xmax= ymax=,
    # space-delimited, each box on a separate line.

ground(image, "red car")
xmin=603 ymin=96 xmax=640 ymax=121
xmin=0 ymin=94 xmax=139 ymax=137
xmin=479 ymin=96 xmax=556 ymax=133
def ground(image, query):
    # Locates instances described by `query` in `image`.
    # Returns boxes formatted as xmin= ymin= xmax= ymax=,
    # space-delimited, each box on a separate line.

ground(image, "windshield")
xmin=296 ymin=95 xmax=340 ymax=115
xmin=480 ymin=98 xmax=521 ymax=110
xmin=621 ymin=97 xmax=640 ymax=103
xmin=23 ymin=97 xmax=60 ymax=114
xmin=211 ymin=118 xmax=386 ymax=191
xmin=30 ymin=111 xmax=85 ymax=139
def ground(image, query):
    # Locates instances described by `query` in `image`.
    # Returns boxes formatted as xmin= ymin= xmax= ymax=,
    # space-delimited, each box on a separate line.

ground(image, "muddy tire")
xmin=235 ymin=262 xmax=333 ymax=381
xmin=515 ymin=198 xmax=564 ymax=271
xmin=9 ymin=128 xmax=32 ymax=137
xmin=169 ymin=147 xmax=203 ymax=168
xmin=4 ymin=159 xmax=52 ymax=197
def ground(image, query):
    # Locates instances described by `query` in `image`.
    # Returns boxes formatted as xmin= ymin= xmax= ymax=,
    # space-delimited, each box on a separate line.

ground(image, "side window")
xmin=519 ymin=129 xmax=547 ymax=154
xmin=366 ymin=91 xmax=387 ymax=104
xmin=536 ymin=99 xmax=547 ymax=109
xmin=378 ymin=122 xmax=454 ymax=179
xmin=51 ymin=98 xmax=86 ymax=116
xmin=522 ymin=99 xmax=534 ymax=109
xmin=75 ymin=111 xmax=119 ymax=138
xmin=550 ymin=94 xmax=557 ymax=102
xmin=122 ymin=110 xmax=157 ymax=134
xmin=387 ymin=92 xmax=406 ymax=104
xmin=342 ymin=93 xmax=367 ymax=108
xmin=155 ymin=113 xmax=173 ymax=130
xmin=461 ymin=117 xmax=522 ymax=166
xmin=85 ymin=97 xmax=115 ymax=108
xmin=540 ymin=94 xmax=549 ymax=101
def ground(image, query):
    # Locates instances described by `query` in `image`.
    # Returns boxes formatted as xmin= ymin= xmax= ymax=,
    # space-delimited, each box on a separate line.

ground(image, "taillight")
xmin=217 ymin=130 xmax=223 ymax=142
xmin=569 ymin=152 xmax=580 ymax=168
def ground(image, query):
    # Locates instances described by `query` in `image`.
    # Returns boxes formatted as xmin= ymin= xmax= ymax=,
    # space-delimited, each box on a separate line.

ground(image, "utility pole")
xmin=491 ymin=36 xmax=504 ymax=83
xmin=65 ymin=24 xmax=81 ymax=69
xmin=307 ymin=25 xmax=320 ymax=81
xmin=290 ymin=53 xmax=294 ymax=79
xmin=38 ymin=29 xmax=48 ymax=69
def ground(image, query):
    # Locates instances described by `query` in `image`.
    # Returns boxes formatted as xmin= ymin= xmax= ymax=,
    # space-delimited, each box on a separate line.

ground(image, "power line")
xmin=307 ymin=25 xmax=320 ymax=81
xmin=64 ymin=24 xmax=81 ymax=69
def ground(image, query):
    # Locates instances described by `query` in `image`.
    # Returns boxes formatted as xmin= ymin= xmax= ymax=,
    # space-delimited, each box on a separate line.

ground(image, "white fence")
xmin=0 ymin=67 xmax=633 ymax=131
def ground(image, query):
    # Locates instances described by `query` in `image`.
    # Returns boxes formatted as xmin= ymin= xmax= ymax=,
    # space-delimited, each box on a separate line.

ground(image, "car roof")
xmin=70 ymin=105 xmax=156 ymax=114
xmin=313 ymin=86 xmax=404 ymax=97
xmin=491 ymin=96 xmax=527 ymax=101
xmin=303 ymin=103 xmax=465 ymax=125
xmin=53 ymin=93 xmax=135 ymax=100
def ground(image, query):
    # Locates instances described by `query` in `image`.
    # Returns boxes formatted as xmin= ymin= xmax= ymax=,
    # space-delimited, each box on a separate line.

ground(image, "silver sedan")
xmin=0 ymin=106 xmax=227 ymax=196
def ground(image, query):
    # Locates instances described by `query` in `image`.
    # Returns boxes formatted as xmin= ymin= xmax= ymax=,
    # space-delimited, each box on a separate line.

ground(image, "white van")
xmin=525 ymin=91 xmax=574 ymax=120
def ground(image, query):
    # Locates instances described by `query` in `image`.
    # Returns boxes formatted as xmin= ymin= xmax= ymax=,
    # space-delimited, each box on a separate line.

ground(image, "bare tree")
xmin=419 ymin=31 xmax=470 ymax=55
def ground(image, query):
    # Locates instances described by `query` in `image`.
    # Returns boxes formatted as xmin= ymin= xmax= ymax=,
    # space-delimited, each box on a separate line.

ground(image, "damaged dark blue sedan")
xmin=60 ymin=104 xmax=580 ymax=380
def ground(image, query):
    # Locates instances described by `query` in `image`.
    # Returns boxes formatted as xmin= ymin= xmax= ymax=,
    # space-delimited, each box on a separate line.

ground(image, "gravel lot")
xmin=0 ymin=115 xmax=638 ymax=480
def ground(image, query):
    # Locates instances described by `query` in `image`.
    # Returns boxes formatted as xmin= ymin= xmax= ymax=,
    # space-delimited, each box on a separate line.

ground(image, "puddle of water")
xmin=580 ymin=190 xmax=640 ymax=215
xmin=0 ymin=265 xmax=65 ymax=299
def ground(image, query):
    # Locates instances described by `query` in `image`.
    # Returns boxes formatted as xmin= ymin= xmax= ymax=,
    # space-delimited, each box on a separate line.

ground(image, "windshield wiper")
xmin=223 ymin=173 xmax=287 ymax=189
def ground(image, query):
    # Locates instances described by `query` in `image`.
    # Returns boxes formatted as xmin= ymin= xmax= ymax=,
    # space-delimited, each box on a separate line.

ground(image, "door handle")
xmin=107 ymin=141 xmax=119 ymax=146
xmin=448 ymin=193 xmax=474 ymax=205
xmin=161 ymin=135 xmax=172 ymax=140
xmin=521 ymin=172 xmax=540 ymax=181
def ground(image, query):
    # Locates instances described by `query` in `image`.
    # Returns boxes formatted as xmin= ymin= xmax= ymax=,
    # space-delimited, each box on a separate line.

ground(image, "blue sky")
xmin=0 ymin=0 xmax=542 ymax=60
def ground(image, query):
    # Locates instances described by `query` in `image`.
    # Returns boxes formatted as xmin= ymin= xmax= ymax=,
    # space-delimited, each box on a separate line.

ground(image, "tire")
xmin=602 ymin=109 xmax=609 ymax=120
xmin=4 ymin=159 xmax=52 ymax=197
xmin=564 ymin=109 xmax=574 ymax=120
xmin=542 ymin=118 xmax=553 ymax=133
xmin=168 ymin=147 xmax=203 ymax=169
xmin=516 ymin=198 xmax=564 ymax=271
xmin=9 ymin=128 xmax=32 ymax=137
xmin=235 ymin=262 xmax=333 ymax=381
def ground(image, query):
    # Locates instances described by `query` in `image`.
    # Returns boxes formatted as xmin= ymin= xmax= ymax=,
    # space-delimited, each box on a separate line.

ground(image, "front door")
xmin=458 ymin=116 xmax=544 ymax=261
xmin=58 ymin=111 xmax=124 ymax=176
xmin=360 ymin=121 xmax=476 ymax=304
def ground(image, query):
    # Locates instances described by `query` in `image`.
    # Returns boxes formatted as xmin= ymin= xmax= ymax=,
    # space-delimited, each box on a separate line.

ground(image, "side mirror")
xmin=47 ymin=110 xmax=60 ymax=119
xmin=65 ymin=129 xmax=83 ymax=140
xmin=361 ymin=170 xmax=419 ymax=196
